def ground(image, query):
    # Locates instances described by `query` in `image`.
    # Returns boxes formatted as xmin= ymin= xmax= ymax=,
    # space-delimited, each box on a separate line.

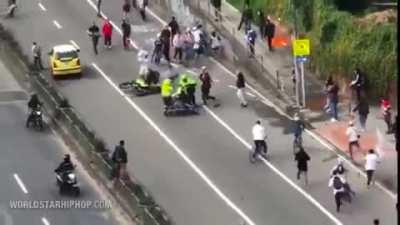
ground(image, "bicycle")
xmin=249 ymin=140 xmax=267 ymax=163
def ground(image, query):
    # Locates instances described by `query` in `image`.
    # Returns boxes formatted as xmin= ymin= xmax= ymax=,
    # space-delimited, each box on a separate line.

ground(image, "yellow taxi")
xmin=49 ymin=44 xmax=81 ymax=77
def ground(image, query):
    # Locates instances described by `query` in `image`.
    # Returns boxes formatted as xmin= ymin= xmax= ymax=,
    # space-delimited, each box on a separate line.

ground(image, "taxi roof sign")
xmin=293 ymin=39 xmax=310 ymax=56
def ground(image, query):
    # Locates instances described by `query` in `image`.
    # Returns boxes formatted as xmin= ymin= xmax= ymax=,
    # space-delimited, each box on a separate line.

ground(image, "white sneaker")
xmin=330 ymin=118 xmax=337 ymax=122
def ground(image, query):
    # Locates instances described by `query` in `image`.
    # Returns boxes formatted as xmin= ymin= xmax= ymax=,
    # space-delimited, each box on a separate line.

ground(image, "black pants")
xmin=33 ymin=56 xmax=43 ymax=70
xmin=97 ymin=0 xmax=102 ymax=15
xmin=254 ymin=140 xmax=267 ymax=155
xmin=266 ymin=36 xmax=273 ymax=51
xmin=187 ymin=86 xmax=196 ymax=105
xmin=139 ymin=8 xmax=146 ymax=21
xmin=334 ymin=192 xmax=343 ymax=212
xmin=174 ymin=47 xmax=183 ymax=61
xmin=163 ymin=44 xmax=170 ymax=62
xmin=163 ymin=96 xmax=172 ymax=109
xmin=201 ymin=87 xmax=215 ymax=105
xmin=104 ymin=36 xmax=112 ymax=46
xmin=123 ymin=35 xmax=130 ymax=48
xmin=249 ymin=41 xmax=255 ymax=56
xmin=92 ymin=37 xmax=99 ymax=54
xmin=366 ymin=170 xmax=374 ymax=186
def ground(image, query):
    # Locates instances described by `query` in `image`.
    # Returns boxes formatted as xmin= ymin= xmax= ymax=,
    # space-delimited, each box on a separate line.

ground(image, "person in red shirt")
xmin=102 ymin=19 xmax=113 ymax=49
xmin=380 ymin=98 xmax=392 ymax=133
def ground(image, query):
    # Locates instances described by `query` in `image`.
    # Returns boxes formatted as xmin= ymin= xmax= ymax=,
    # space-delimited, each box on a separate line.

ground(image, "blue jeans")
xmin=330 ymin=101 xmax=338 ymax=120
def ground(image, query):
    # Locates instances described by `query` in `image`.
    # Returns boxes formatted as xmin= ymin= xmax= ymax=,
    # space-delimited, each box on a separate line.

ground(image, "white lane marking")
xmin=69 ymin=40 xmax=80 ymax=50
xmin=52 ymin=20 xmax=62 ymax=29
xmin=41 ymin=217 xmax=50 ymax=225
xmin=38 ymin=3 xmax=47 ymax=11
xmin=84 ymin=0 xmax=139 ymax=50
xmin=13 ymin=174 xmax=28 ymax=194
xmin=91 ymin=63 xmax=257 ymax=225
xmin=211 ymin=56 xmax=397 ymax=199
xmin=203 ymin=106 xmax=343 ymax=225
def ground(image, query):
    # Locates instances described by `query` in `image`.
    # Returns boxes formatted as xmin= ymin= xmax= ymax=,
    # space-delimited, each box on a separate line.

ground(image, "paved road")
xmin=0 ymin=60 xmax=121 ymax=225
xmin=0 ymin=1 xmax=396 ymax=225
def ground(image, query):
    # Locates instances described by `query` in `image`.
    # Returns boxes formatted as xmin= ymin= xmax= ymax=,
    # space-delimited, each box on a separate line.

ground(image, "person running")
xmin=346 ymin=121 xmax=360 ymax=160
xmin=246 ymin=27 xmax=257 ymax=57
xmin=365 ymin=149 xmax=380 ymax=188
xmin=293 ymin=113 xmax=304 ymax=148
xmin=199 ymin=66 xmax=216 ymax=106
xmin=328 ymin=171 xmax=347 ymax=212
xmin=31 ymin=42 xmax=44 ymax=70
xmin=121 ymin=19 xmax=131 ymax=49
xmin=102 ymin=19 xmax=113 ymax=49
xmin=294 ymin=147 xmax=310 ymax=186
xmin=330 ymin=157 xmax=347 ymax=179
xmin=236 ymin=72 xmax=247 ymax=107
xmin=87 ymin=21 xmax=100 ymax=55
xmin=252 ymin=120 xmax=267 ymax=156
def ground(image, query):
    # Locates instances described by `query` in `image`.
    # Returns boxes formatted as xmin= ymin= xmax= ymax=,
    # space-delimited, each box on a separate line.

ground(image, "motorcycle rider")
xmin=161 ymin=78 xmax=174 ymax=111
xmin=26 ymin=94 xmax=42 ymax=127
xmin=55 ymin=154 xmax=74 ymax=182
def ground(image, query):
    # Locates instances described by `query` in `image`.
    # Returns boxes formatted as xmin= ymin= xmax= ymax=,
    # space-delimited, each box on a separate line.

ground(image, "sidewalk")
xmin=178 ymin=0 xmax=398 ymax=193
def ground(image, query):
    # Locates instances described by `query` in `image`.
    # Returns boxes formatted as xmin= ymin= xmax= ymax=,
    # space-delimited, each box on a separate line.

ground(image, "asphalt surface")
xmin=0 ymin=60 xmax=120 ymax=225
xmin=0 ymin=1 xmax=396 ymax=225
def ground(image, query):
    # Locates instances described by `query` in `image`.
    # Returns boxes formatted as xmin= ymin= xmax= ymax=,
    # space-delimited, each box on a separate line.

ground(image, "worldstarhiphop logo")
xmin=9 ymin=200 xmax=112 ymax=209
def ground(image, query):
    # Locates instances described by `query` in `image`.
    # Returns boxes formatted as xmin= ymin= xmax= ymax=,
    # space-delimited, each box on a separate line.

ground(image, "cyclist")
xmin=252 ymin=120 xmax=267 ymax=157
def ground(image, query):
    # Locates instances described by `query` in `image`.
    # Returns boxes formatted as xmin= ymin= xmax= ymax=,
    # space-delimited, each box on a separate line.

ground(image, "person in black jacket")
xmin=111 ymin=140 xmax=128 ymax=180
xmin=295 ymin=147 xmax=310 ymax=186
xmin=160 ymin=25 xmax=172 ymax=66
xmin=236 ymin=72 xmax=247 ymax=107
xmin=264 ymin=17 xmax=275 ymax=51
xmin=238 ymin=3 xmax=252 ymax=33
xmin=211 ymin=0 xmax=222 ymax=21
xmin=87 ymin=21 xmax=100 ymax=55
xmin=168 ymin=16 xmax=180 ymax=38
xmin=352 ymin=97 xmax=369 ymax=131
xmin=199 ymin=66 xmax=216 ymax=106
xmin=121 ymin=19 xmax=131 ymax=49
xmin=256 ymin=9 xmax=265 ymax=38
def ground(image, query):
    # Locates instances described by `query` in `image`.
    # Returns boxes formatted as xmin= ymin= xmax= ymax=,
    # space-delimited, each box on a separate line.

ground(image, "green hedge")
xmin=228 ymin=0 xmax=397 ymax=98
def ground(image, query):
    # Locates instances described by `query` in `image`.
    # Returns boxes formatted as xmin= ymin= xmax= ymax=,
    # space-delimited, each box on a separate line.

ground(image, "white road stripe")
xmin=41 ymin=217 xmax=50 ymax=225
xmin=69 ymin=40 xmax=80 ymax=50
xmin=203 ymin=106 xmax=343 ymax=225
xmin=38 ymin=3 xmax=47 ymax=11
xmin=91 ymin=63 xmax=257 ymax=225
xmin=13 ymin=174 xmax=28 ymax=194
xmin=52 ymin=20 xmax=62 ymax=29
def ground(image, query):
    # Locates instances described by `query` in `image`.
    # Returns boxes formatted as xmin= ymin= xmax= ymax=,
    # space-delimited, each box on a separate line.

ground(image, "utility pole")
xmin=291 ymin=0 xmax=301 ymax=107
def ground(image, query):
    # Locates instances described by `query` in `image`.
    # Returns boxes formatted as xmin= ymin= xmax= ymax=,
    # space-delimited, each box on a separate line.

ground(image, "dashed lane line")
xmin=13 ymin=173 xmax=28 ymax=194
xmin=41 ymin=217 xmax=50 ymax=225
xmin=38 ymin=3 xmax=47 ymax=11
xmin=52 ymin=20 xmax=62 ymax=29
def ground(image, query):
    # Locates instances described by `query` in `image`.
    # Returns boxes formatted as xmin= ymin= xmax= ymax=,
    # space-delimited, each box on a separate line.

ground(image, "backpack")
xmin=333 ymin=176 xmax=343 ymax=190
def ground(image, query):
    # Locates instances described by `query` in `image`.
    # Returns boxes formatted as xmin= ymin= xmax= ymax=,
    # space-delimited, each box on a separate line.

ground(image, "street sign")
xmin=293 ymin=39 xmax=310 ymax=56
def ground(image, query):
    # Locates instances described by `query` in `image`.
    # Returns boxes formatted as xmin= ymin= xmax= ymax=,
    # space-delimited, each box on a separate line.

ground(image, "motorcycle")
xmin=119 ymin=70 xmax=161 ymax=96
xmin=164 ymin=99 xmax=200 ymax=117
xmin=55 ymin=170 xmax=80 ymax=196
xmin=26 ymin=105 xmax=44 ymax=131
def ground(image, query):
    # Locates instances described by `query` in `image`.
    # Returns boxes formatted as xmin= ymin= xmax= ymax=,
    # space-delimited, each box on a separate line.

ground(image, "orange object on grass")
xmin=271 ymin=36 xmax=289 ymax=48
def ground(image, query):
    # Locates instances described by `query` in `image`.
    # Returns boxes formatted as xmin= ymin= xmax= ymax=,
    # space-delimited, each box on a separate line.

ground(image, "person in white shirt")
xmin=172 ymin=31 xmax=184 ymax=63
xmin=252 ymin=120 xmax=267 ymax=156
xmin=365 ymin=149 xmax=380 ymax=188
xmin=210 ymin=31 xmax=222 ymax=55
xmin=330 ymin=157 xmax=347 ymax=179
xmin=192 ymin=25 xmax=203 ymax=58
xmin=345 ymin=121 xmax=360 ymax=160
xmin=137 ymin=50 xmax=150 ymax=77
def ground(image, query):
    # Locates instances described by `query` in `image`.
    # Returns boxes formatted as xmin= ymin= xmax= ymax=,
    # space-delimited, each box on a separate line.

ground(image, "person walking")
xmin=96 ymin=0 xmax=102 ymax=17
xmin=87 ymin=21 xmax=100 ymax=55
xmin=365 ymin=149 xmax=380 ymax=188
xmin=160 ymin=25 xmax=172 ymax=66
xmin=352 ymin=97 xmax=369 ymax=131
xmin=121 ymin=19 xmax=131 ymax=49
xmin=327 ymin=78 xmax=339 ymax=122
xmin=31 ymin=42 xmax=44 ymax=70
xmin=328 ymin=170 xmax=347 ymax=212
xmin=122 ymin=0 xmax=131 ymax=19
xmin=111 ymin=140 xmax=128 ymax=181
xmin=172 ymin=31 xmax=184 ymax=63
xmin=236 ymin=72 xmax=247 ymax=107
xmin=137 ymin=0 xmax=146 ymax=21
xmin=168 ymin=16 xmax=180 ymax=38
xmin=238 ymin=3 xmax=252 ymax=33
xmin=264 ymin=17 xmax=276 ymax=51
xmin=199 ymin=66 xmax=217 ymax=106
xmin=256 ymin=9 xmax=265 ymax=38
xmin=102 ymin=19 xmax=113 ymax=48
xmin=246 ymin=27 xmax=257 ymax=58
xmin=252 ymin=120 xmax=267 ymax=156
xmin=346 ymin=121 xmax=360 ymax=160
xmin=294 ymin=147 xmax=310 ymax=186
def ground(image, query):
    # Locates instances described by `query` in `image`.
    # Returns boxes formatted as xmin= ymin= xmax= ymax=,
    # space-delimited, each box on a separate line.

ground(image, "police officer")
xmin=161 ymin=78 xmax=173 ymax=111
xmin=87 ymin=21 xmax=100 ymax=55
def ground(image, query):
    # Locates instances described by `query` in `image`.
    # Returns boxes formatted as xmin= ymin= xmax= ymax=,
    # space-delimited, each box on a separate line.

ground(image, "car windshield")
xmin=56 ymin=51 xmax=77 ymax=59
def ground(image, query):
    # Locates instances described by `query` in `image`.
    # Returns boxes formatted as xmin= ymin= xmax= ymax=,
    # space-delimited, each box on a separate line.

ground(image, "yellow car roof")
xmin=53 ymin=44 xmax=77 ymax=53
